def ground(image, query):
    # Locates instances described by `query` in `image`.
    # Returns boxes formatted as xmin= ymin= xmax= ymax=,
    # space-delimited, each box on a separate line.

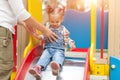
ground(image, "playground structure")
xmin=10 ymin=0 xmax=120 ymax=80
xmin=15 ymin=0 xmax=90 ymax=79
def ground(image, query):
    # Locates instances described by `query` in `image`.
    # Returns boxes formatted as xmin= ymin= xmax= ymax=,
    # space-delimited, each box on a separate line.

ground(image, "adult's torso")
xmin=0 ymin=0 xmax=17 ymax=33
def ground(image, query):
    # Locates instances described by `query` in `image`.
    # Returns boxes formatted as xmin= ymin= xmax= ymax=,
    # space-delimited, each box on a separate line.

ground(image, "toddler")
xmin=29 ymin=3 xmax=76 ymax=79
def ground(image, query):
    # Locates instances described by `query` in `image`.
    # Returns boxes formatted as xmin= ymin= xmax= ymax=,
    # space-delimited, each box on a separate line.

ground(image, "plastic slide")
xmin=15 ymin=46 xmax=89 ymax=80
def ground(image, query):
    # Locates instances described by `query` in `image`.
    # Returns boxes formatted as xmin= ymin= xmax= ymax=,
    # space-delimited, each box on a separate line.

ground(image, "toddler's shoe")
xmin=50 ymin=61 xmax=60 ymax=76
xmin=29 ymin=66 xmax=41 ymax=79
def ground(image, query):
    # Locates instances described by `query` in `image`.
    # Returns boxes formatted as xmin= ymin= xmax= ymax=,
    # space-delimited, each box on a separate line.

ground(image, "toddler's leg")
xmin=29 ymin=49 xmax=51 ymax=79
xmin=51 ymin=49 xmax=65 ymax=75
xmin=50 ymin=61 xmax=60 ymax=76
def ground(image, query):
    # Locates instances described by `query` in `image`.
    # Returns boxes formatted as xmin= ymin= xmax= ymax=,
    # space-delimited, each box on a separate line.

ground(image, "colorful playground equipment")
xmin=15 ymin=0 xmax=90 ymax=79
xmin=12 ymin=0 xmax=120 ymax=80
xmin=89 ymin=0 xmax=109 ymax=78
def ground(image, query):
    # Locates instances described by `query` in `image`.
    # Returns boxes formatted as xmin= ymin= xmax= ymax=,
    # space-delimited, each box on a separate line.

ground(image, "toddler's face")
xmin=49 ymin=14 xmax=63 ymax=28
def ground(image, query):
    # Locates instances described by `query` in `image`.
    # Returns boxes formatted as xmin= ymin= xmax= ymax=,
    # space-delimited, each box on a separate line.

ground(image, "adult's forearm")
xmin=24 ymin=17 xmax=46 ymax=33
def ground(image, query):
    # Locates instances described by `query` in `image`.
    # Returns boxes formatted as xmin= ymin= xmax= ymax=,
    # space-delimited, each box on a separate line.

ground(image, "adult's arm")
xmin=8 ymin=0 xmax=57 ymax=42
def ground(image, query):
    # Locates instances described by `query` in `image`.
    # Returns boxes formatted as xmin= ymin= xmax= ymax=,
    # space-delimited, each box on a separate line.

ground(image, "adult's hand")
xmin=23 ymin=17 xmax=58 ymax=42
xmin=41 ymin=27 xmax=58 ymax=43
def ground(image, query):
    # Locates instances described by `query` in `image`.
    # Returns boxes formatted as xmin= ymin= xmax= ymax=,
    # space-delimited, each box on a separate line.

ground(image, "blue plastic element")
xmin=110 ymin=56 xmax=120 ymax=80
xmin=62 ymin=9 xmax=90 ymax=48
xmin=62 ymin=9 xmax=108 ymax=49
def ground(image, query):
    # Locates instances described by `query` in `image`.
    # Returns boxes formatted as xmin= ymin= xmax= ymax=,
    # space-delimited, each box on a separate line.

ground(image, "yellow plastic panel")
xmin=28 ymin=0 xmax=42 ymax=22
xmin=93 ymin=64 xmax=105 ymax=75
xmin=23 ymin=0 xmax=42 ymax=57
